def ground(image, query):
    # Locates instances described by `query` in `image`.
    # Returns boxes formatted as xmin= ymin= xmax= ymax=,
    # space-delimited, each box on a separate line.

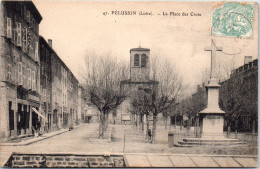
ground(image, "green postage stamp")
xmin=211 ymin=2 xmax=255 ymax=38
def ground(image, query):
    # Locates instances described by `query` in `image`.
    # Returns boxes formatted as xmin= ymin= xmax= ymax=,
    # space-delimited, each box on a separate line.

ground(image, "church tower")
xmin=119 ymin=47 xmax=158 ymax=125
xmin=130 ymin=47 xmax=150 ymax=82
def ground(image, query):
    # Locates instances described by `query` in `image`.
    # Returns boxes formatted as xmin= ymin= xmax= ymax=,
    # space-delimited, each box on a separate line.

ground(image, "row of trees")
xmin=81 ymin=51 xmax=185 ymax=141
xmin=130 ymin=57 xmax=185 ymax=142
xmin=175 ymin=58 xmax=257 ymax=133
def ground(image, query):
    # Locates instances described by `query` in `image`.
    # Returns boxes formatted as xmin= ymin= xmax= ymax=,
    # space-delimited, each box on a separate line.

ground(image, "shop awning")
xmin=32 ymin=107 xmax=47 ymax=120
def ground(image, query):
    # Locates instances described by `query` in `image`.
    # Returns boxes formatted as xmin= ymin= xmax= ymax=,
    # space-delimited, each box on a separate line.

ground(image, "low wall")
xmin=5 ymin=153 xmax=125 ymax=168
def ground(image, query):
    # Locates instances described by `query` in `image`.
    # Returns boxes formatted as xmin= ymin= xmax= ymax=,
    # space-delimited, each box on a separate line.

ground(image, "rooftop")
xmin=130 ymin=47 xmax=150 ymax=52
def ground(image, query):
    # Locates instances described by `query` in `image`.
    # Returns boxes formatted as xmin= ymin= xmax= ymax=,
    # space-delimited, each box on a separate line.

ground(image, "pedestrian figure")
xmin=148 ymin=129 xmax=152 ymax=139
xmin=35 ymin=119 xmax=41 ymax=137
xmin=227 ymin=126 xmax=231 ymax=137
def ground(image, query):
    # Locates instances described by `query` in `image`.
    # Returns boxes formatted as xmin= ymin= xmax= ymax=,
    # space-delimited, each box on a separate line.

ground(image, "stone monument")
xmin=199 ymin=39 xmax=225 ymax=139
xmin=175 ymin=39 xmax=246 ymax=147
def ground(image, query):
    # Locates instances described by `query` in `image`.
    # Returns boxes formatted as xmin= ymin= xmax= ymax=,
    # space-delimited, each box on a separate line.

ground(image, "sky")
xmin=33 ymin=1 xmax=258 ymax=93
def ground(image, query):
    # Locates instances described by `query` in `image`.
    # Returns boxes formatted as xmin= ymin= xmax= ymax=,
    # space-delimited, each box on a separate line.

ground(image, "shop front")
xmin=15 ymin=90 xmax=46 ymax=137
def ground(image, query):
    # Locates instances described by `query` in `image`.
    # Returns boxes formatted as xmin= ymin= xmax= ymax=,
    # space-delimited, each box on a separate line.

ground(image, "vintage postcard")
xmin=0 ymin=0 xmax=258 ymax=168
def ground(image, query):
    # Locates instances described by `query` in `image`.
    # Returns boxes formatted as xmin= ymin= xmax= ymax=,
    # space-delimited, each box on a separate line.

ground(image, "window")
xmin=31 ymin=18 xmax=35 ymax=31
xmin=7 ymin=17 xmax=12 ymax=38
xmin=141 ymin=54 xmax=146 ymax=67
xmin=16 ymin=22 xmax=22 ymax=46
xmin=23 ymin=65 xmax=27 ymax=88
xmin=18 ymin=62 xmax=23 ymax=85
xmin=22 ymin=28 xmax=28 ymax=53
xmin=134 ymin=54 xmax=139 ymax=66
xmin=29 ymin=41 xmax=34 ymax=60
xmin=42 ymin=88 xmax=46 ymax=102
xmin=26 ymin=10 xmax=30 ymax=23
xmin=28 ymin=68 xmax=31 ymax=89
xmin=32 ymin=71 xmax=36 ymax=91
xmin=35 ymin=42 xmax=38 ymax=62
xmin=7 ymin=64 xmax=11 ymax=81
xmin=23 ymin=6 xmax=27 ymax=20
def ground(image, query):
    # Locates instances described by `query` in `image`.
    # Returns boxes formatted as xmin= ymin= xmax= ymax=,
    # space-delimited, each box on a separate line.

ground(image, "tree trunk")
xmin=252 ymin=119 xmax=255 ymax=134
xmin=99 ymin=113 xmax=105 ymax=138
xmin=146 ymin=114 xmax=150 ymax=138
xmin=98 ymin=113 xmax=101 ymax=138
xmin=180 ymin=115 xmax=183 ymax=130
xmin=165 ymin=115 xmax=168 ymax=130
xmin=105 ymin=113 xmax=109 ymax=130
xmin=141 ymin=114 xmax=144 ymax=133
xmin=174 ymin=115 xmax=177 ymax=128
xmin=235 ymin=118 xmax=238 ymax=138
xmin=152 ymin=114 xmax=157 ymax=143
xmin=139 ymin=114 xmax=142 ymax=133
xmin=135 ymin=114 xmax=138 ymax=131
xmin=187 ymin=117 xmax=191 ymax=132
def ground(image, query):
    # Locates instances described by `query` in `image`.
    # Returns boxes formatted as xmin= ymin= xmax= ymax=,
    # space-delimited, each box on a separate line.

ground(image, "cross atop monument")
xmin=204 ymin=39 xmax=222 ymax=79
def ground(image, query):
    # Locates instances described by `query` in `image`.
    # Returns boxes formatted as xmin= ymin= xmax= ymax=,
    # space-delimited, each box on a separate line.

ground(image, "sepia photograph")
xmin=0 ymin=0 xmax=258 ymax=167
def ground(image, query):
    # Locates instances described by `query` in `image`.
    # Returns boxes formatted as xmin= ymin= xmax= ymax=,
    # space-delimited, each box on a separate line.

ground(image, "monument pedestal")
xmin=199 ymin=78 xmax=225 ymax=139
xmin=200 ymin=114 xmax=225 ymax=139
xmin=174 ymin=79 xmax=246 ymax=147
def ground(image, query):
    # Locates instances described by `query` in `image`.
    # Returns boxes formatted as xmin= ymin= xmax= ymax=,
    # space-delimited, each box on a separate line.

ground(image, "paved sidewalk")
xmin=0 ymin=125 xmax=83 ymax=166
xmin=124 ymin=153 xmax=258 ymax=167
xmin=0 ymin=124 xmax=83 ymax=146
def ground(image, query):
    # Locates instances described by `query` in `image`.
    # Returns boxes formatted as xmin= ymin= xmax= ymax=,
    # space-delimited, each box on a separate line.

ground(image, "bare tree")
xmin=82 ymin=51 xmax=128 ymax=138
xmin=131 ymin=90 xmax=152 ymax=135
xmin=148 ymin=56 xmax=185 ymax=143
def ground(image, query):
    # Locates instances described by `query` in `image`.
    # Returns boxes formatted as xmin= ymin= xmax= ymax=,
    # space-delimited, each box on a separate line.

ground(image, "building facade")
xmin=39 ymin=36 xmax=53 ymax=132
xmin=39 ymin=36 xmax=80 ymax=131
xmin=219 ymin=57 xmax=258 ymax=132
xmin=67 ymin=71 xmax=79 ymax=127
xmin=0 ymin=1 xmax=42 ymax=141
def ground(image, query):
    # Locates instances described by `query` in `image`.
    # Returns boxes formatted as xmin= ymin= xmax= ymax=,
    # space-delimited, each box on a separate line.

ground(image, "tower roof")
xmin=130 ymin=47 xmax=150 ymax=52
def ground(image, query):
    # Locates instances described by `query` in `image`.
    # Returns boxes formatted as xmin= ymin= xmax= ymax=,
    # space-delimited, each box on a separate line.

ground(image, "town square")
xmin=0 ymin=1 xmax=258 ymax=167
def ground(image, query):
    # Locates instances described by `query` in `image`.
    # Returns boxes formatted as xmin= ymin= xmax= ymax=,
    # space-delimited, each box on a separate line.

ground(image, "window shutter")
xmin=18 ymin=62 xmax=23 ymax=85
xmin=7 ymin=18 xmax=12 ymax=38
xmin=32 ymin=71 xmax=36 ymax=91
xmin=22 ymin=28 xmax=28 ymax=53
xmin=26 ymin=10 xmax=30 ymax=23
xmin=8 ymin=64 xmax=11 ymax=81
xmin=32 ymin=71 xmax=35 ymax=91
xmin=12 ymin=23 xmax=16 ymax=42
xmin=6 ymin=64 xmax=11 ymax=81
xmin=35 ymin=42 xmax=38 ymax=62
xmin=23 ymin=65 xmax=27 ymax=88
xmin=16 ymin=22 xmax=22 ymax=46
xmin=23 ymin=6 xmax=27 ymax=20
xmin=43 ymin=89 xmax=46 ymax=102
xmin=29 ymin=41 xmax=34 ymax=60
xmin=28 ymin=68 xmax=31 ymax=89
xmin=25 ymin=28 xmax=28 ymax=52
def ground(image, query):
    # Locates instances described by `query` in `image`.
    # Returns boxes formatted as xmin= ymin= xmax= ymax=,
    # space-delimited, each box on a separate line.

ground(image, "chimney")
xmin=244 ymin=56 xmax=252 ymax=64
xmin=48 ymin=39 xmax=52 ymax=48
